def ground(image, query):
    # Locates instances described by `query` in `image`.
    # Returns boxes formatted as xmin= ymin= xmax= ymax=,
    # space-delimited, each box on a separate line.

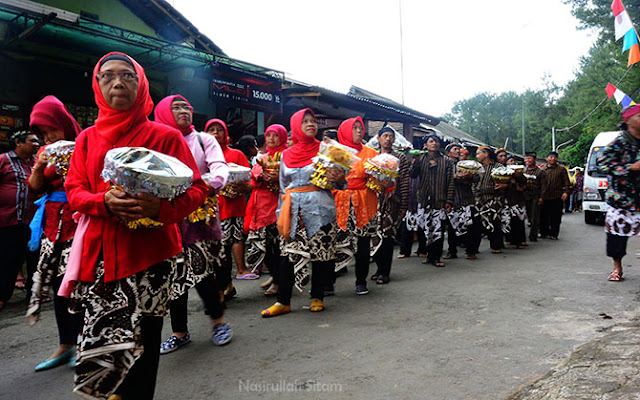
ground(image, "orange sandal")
xmin=310 ymin=299 xmax=324 ymax=312
xmin=261 ymin=303 xmax=291 ymax=318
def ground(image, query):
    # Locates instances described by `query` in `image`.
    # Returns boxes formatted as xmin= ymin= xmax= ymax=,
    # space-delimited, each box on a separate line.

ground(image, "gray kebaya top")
xmin=277 ymin=162 xmax=345 ymax=238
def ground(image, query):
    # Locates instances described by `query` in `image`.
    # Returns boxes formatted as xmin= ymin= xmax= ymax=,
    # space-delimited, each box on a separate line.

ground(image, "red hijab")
xmin=337 ymin=116 xmax=364 ymax=151
xmin=154 ymin=95 xmax=194 ymax=135
xmin=93 ymin=52 xmax=154 ymax=143
xmin=282 ymin=108 xmax=320 ymax=168
xmin=264 ymin=124 xmax=288 ymax=156
xmin=29 ymin=95 xmax=81 ymax=141
xmin=204 ymin=118 xmax=229 ymax=151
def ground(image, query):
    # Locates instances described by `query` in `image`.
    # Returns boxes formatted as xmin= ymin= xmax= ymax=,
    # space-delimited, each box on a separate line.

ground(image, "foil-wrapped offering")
xmin=45 ymin=140 xmax=75 ymax=178
xmin=101 ymin=147 xmax=193 ymax=201
xmin=507 ymin=164 xmax=525 ymax=173
xmin=226 ymin=163 xmax=251 ymax=183
xmin=491 ymin=166 xmax=514 ymax=183
xmin=220 ymin=163 xmax=251 ymax=198
xmin=457 ymin=160 xmax=482 ymax=174
xmin=311 ymin=139 xmax=361 ymax=190
xmin=364 ymin=153 xmax=400 ymax=193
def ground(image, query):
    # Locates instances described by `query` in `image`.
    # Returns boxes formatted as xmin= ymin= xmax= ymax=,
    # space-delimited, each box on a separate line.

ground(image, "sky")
xmin=170 ymin=0 xmax=597 ymax=118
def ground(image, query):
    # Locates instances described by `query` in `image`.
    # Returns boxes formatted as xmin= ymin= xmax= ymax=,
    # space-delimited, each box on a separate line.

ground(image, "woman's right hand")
xmin=260 ymin=170 xmax=278 ymax=183
xmin=629 ymin=160 xmax=640 ymax=171
xmin=33 ymin=151 xmax=48 ymax=172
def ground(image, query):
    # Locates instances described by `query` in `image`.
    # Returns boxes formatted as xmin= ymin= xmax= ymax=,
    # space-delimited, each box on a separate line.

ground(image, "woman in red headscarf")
xmin=333 ymin=117 xmax=379 ymax=295
xmin=64 ymin=52 xmax=207 ymax=399
xmin=26 ymin=95 xmax=83 ymax=372
xmin=204 ymin=118 xmax=257 ymax=302
xmin=154 ymin=95 xmax=232 ymax=353
xmin=245 ymin=124 xmax=288 ymax=296
xmin=261 ymin=109 xmax=345 ymax=317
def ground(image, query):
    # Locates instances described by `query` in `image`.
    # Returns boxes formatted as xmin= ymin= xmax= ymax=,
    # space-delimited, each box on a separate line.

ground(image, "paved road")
xmin=2 ymin=212 xmax=639 ymax=400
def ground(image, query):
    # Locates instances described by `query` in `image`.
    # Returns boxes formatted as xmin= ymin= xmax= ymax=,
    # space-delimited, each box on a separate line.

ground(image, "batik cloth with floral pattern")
xmin=335 ymin=206 xmax=378 ymax=271
xmin=71 ymin=258 xmax=176 ymax=400
xmin=280 ymin=218 xmax=337 ymax=292
xmin=247 ymin=223 xmax=280 ymax=273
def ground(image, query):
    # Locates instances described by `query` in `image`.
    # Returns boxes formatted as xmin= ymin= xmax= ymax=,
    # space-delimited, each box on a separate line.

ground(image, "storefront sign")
xmin=210 ymin=64 xmax=282 ymax=113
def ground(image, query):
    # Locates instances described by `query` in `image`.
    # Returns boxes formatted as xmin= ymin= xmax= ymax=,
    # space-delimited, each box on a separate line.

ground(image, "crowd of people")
xmin=0 ymin=51 xmax=603 ymax=400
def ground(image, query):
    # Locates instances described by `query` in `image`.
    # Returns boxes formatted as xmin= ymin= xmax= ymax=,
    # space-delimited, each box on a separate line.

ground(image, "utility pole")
xmin=521 ymin=95 xmax=525 ymax=154
xmin=552 ymin=126 xmax=556 ymax=152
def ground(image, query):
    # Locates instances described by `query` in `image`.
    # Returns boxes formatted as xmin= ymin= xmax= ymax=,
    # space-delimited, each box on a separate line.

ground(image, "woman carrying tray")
xmin=262 ymin=108 xmax=345 ymax=317
xmin=154 ymin=95 xmax=232 ymax=354
xmin=63 ymin=52 xmax=208 ymax=400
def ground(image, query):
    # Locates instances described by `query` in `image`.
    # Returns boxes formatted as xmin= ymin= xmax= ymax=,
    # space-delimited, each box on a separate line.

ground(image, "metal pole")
xmin=552 ymin=126 xmax=556 ymax=152
xmin=399 ymin=0 xmax=405 ymax=105
xmin=521 ymin=95 xmax=525 ymax=154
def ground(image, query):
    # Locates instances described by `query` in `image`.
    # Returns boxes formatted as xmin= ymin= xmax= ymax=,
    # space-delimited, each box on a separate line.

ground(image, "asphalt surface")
xmin=1 ymin=212 xmax=639 ymax=400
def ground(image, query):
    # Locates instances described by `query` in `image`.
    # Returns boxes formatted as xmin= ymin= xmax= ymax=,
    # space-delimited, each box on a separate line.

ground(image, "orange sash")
xmin=277 ymin=185 xmax=322 ymax=240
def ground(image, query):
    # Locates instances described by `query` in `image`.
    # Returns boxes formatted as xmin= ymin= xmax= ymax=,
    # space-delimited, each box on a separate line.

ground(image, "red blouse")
xmin=65 ymin=120 xmax=207 ymax=282
xmin=218 ymin=148 xmax=250 ymax=220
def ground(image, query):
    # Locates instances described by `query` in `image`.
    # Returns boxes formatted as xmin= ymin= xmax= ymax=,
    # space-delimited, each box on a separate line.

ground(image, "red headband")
xmin=622 ymin=104 xmax=640 ymax=121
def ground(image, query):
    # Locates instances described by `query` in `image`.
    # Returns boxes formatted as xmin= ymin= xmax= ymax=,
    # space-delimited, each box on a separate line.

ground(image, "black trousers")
xmin=265 ymin=234 xmax=281 ymax=286
xmin=540 ymin=198 xmax=564 ymax=238
xmin=399 ymin=225 xmax=427 ymax=256
xmin=277 ymin=259 xmax=332 ymax=305
xmin=0 ymin=224 xmax=29 ymax=302
xmin=170 ymin=273 xmax=224 ymax=333
xmin=116 ymin=316 xmax=163 ymax=400
xmin=426 ymin=237 xmax=444 ymax=263
xmin=606 ymin=233 xmax=629 ymax=260
xmin=52 ymin=276 xmax=83 ymax=345
xmin=509 ymin=216 xmax=526 ymax=246
xmin=525 ymin=198 xmax=541 ymax=241
xmin=374 ymin=237 xmax=395 ymax=277
xmin=355 ymin=236 xmax=371 ymax=286
xmin=449 ymin=217 xmax=482 ymax=256
xmin=216 ymin=244 xmax=233 ymax=291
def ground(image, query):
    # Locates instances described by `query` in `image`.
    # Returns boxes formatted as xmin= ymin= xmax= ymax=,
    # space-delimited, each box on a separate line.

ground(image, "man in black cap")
xmin=410 ymin=134 xmax=454 ymax=267
xmin=523 ymin=151 xmax=545 ymax=242
xmin=539 ymin=151 xmax=570 ymax=240
xmin=443 ymin=143 xmax=478 ymax=259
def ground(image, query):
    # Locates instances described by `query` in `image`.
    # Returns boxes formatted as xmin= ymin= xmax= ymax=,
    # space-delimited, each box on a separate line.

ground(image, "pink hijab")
xmin=154 ymin=94 xmax=194 ymax=135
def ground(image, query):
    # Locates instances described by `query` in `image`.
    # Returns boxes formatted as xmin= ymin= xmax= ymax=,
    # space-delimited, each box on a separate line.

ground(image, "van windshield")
xmin=587 ymin=146 xmax=607 ymax=178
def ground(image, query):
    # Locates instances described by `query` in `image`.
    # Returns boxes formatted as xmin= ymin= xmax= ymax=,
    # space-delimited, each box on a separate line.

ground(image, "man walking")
xmin=539 ymin=151 xmax=570 ymax=240
xmin=523 ymin=152 xmax=545 ymax=242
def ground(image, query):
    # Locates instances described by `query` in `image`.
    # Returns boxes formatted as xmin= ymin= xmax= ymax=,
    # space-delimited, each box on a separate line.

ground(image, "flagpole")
xmin=399 ymin=0 xmax=405 ymax=105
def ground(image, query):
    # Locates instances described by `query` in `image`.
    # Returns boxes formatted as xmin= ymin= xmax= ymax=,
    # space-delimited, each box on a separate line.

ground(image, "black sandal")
xmin=376 ymin=275 xmax=390 ymax=284
xmin=370 ymin=273 xmax=380 ymax=281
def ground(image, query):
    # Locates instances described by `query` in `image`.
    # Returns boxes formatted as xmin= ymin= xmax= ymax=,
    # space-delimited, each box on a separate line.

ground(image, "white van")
xmin=583 ymin=131 xmax=621 ymax=224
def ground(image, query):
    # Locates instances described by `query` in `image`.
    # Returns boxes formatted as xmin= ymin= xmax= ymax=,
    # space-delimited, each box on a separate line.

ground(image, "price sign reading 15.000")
xmin=252 ymin=90 xmax=280 ymax=104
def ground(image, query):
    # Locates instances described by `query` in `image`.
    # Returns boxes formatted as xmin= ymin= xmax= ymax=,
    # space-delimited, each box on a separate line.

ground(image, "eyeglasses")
xmin=96 ymin=71 xmax=138 ymax=84
xmin=170 ymin=105 xmax=193 ymax=112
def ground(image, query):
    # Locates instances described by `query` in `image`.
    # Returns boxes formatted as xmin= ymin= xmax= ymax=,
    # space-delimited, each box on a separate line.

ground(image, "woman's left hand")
xmin=326 ymin=167 xmax=346 ymax=185
xmin=134 ymin=193 xmax=161 ymax=219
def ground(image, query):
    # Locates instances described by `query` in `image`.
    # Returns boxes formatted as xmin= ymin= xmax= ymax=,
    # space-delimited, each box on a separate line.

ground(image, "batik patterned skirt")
xmin=404 ymin=206 xmax=447 ymax=247
xmin=447 ymin=205 xmax=474 ymax=237
xmin=280 ymin=219 xmax=337 ymax=292
xmin=171 ymin=240 xmax=222 ymax=301
xmin=335 ymin=206 xmax=378 ymax=271
xmin=71 ymin=258 xmax=176 ymax=400
xmin=605 ymin=207 xmax=640 ymax=236
xmin=221 ymin=217 xmax=244 ymax=246
xmin=476 ymin=199 xmax=503 ymax=232
xmin=247 ymin=223 xmax=279 ymax=273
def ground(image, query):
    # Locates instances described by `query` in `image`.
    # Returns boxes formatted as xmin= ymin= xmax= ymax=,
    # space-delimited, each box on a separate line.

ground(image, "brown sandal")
xmin=608 ymin=271 xmax=624 ymax=282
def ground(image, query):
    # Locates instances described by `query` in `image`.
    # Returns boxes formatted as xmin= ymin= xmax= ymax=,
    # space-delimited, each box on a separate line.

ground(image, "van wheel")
xmin=585 ymin=211 xmax=597 ymax=225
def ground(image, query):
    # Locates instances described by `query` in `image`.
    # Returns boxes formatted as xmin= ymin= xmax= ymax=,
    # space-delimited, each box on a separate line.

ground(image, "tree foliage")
xmin=444 ymin=0 xmax=640 ymax=167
